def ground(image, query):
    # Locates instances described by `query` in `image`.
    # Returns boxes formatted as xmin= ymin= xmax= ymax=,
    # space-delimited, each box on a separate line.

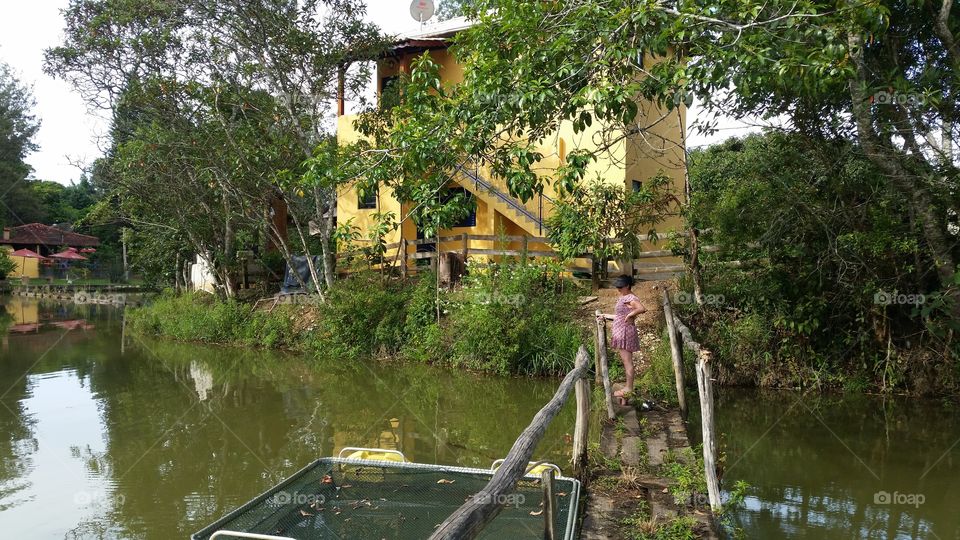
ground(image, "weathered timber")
xmin=541 ymin=469 xmax=556 ymax=540
xmin=672 ymin=314 xmax=722 ymax=512
xmin=594 ymin=310 xmax=616 ymax=420
xmin=661 ymin=290 xmax=688 ymax=419
xmin=469 ymin=248 xmax=557 ymax=258
xmin=571 ymin=365 xmax=591 ymax=478
xmin=428 ymin=346 xmax=590 ymax=540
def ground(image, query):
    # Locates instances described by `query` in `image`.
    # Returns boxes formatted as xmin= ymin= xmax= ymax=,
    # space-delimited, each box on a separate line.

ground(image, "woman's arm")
xmin=626 ymin=300 xmax=647 ymax=320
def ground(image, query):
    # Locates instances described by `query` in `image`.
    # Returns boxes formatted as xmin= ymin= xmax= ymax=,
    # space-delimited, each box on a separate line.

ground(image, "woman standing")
xmin=598 ymin=275 xmax=647 ymax=404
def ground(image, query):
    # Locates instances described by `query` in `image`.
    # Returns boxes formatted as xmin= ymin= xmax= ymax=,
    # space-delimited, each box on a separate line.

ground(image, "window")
xmin=632 ymin=180 xmax=643 ymax=193
xmin=380 ymin=76 xmax=401 ymax=108
xmin=358 ymin=188 xmax=377 ymax=209
xmin=446 ymin=188 xmax=476 ymax=228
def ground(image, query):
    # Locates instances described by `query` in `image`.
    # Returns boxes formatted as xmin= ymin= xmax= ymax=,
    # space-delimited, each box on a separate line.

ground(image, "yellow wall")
xmin=2 ymin=246 xmax=39 ymax=279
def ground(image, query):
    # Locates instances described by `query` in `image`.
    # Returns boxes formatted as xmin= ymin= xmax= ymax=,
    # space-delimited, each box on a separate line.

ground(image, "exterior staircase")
xmin=453 ymin=165 xmax=554 ymax=238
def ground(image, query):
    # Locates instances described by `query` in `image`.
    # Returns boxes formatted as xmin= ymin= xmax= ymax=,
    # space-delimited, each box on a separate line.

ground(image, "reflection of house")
xmin=3 ymin=296 xmax=41 ymax=334
xmin=336 ymin=17 xmax=687 ymax=272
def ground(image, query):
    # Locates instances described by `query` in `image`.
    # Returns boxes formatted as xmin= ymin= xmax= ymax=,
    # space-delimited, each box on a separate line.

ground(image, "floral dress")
xmin=611 ymin=294 xmax=641 ymax=352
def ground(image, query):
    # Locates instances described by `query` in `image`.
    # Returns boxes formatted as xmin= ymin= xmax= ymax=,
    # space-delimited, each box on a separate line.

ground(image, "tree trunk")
xmin=689 ymin=227 xmax=706 ymax=306
xmin=319 ymin=188 xmax=337 ymax=288
xmin=847 ymin=33 xmax=959 ymax=305
xmin=121 ymin=235 xmax=130 ymax=283
xmin=222 ymin=197 xmax=237 ymax=298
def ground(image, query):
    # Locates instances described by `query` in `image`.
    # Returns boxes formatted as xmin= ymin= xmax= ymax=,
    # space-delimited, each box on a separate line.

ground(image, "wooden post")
xmin=661 ymin=290 xmax=688 ymax=419
xmin=541 ymin=469 xmax=556 ymax=540
xmin=400 ymin=239 xmax=408 ymax=280
xmin=696 ymin=350 xmax=721 ymax=512
xmin=594 ymin=310 xmax=616 ymax=420
xmin=590 ymin=253 xmax=599 ymax=292
xmin=430 ymin=347 xmax=590 ymax=540
xmin=522 ymin=235 xmax=529 ymax=261
xmin=462 ymin=233 xmax=469 ymax=259
xmin=673 ymin=314 xmax=722 ymax=512
xmin=571 ymin=357 xmax=591 ymax=477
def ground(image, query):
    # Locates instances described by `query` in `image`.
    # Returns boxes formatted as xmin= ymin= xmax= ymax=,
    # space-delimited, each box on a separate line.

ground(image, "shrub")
xmin=127 ymin=290 xmax=298 ymax=348
xmin=447 ymin=261 xmax=585 ymax=375
xmin=312 ymin=273 xmax=411 ymax=359
xmin=0 ymin=249 xmax=15 ymax=280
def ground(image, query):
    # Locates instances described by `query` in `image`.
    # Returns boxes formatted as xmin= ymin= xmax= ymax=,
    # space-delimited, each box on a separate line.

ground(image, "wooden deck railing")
xmin=336 ymin=232 xmax=715 ymax=278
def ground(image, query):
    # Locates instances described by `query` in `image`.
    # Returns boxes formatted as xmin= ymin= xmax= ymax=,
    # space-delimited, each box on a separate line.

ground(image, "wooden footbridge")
xmin=426 ymin=292 xmax=722 ymax=539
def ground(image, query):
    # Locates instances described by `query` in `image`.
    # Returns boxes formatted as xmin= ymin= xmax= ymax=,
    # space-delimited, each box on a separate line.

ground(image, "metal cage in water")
xmin=191 ymin=449 xmax=581 ymax=540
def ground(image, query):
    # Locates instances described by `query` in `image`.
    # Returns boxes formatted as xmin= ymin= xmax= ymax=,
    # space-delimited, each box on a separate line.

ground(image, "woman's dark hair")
xmin=612 ymin=275 xmax=635 ymax=289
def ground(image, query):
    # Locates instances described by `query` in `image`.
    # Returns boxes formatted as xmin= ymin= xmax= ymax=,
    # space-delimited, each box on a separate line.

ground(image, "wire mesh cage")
xmin=192 ymin=457 xmax=580 ymax=540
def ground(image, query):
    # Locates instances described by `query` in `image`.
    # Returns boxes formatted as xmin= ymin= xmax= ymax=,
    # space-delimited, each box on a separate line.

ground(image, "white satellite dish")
xmin=409 ymin=0 xmax=435 ymax=23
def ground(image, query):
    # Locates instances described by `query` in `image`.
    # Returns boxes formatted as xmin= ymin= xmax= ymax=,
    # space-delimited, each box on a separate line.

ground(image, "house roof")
xmin=387 ymin=16 xmax=476 ymax=56
xmin=4 ymin=223 xmax=100 ymax=248
xmin=398 ymin=16 xmax=476 ymax=40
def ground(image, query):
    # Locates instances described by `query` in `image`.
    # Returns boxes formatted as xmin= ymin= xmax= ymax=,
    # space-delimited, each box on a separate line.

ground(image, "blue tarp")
xmin=281 ymin=256 xmax=322 ymax=294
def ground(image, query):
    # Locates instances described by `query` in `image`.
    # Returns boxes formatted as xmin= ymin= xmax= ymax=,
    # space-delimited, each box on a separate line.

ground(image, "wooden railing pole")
xmin=462 ymin=233 xmax=469 ymax=259
xmin=541 ymin=469 xmax=556 ymax=540
xmin=696 ymin=350 xmax=721 ymax=512
xmin=594 ymin=310 xmax=616 ymax=420
xmin=400 ymin=239 xmax=408 ymax=280
xmin=661 ymin=290 xmax=688 ymax=419
xmin=429 ymin=346 xmax=591 ymax=540
xmin=571 ymin=357 xmax=590 ymax=477
xmin=673 ymin=315 xmax=722 ymax=512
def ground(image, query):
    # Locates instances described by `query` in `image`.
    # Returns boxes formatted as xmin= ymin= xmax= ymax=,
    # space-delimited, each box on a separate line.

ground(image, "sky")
xmin=0 ymin=0 xmax=759 ymax=186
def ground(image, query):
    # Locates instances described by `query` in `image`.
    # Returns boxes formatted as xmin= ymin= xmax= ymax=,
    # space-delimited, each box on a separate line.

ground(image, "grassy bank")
xmin=128 ymin=263 xmax=588 ymax=376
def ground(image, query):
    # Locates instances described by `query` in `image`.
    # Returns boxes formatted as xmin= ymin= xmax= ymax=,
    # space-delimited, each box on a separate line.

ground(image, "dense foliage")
xmin=686 ymin=132 xmax=958 ymax=394
xmin=130 ymin=263 xmax=588 ymax=376
xmin=46 ymin=0 xmax=386 ymax=298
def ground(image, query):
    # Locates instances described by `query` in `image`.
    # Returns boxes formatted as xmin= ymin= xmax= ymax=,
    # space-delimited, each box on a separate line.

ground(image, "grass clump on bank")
xmin=128 ymin=292 xmax=300 ymax=349
xmin=129 ymin=262 xmax=587 ymax=376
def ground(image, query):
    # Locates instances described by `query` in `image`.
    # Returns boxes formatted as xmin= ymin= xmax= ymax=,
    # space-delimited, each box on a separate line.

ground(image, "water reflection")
xmin=710 ymin=389 xmax=960 ymax=539
xmin=0 ymin=299 xmax=576 ymax=539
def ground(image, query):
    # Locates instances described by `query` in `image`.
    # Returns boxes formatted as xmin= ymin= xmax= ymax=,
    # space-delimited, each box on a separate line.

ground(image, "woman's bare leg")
xmin=620 ymin=349 xmax=635 ymax=392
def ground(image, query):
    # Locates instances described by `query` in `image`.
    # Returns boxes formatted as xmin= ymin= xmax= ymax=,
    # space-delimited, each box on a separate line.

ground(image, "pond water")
xmin=0 ymin=298 xmax=575 ymax=539
xmin=710 ymin=389 xmax=960 ymax=539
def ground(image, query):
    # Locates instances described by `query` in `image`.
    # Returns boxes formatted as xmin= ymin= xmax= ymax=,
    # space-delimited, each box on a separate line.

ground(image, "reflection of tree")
xmin=0 ymin=374 xmax=36 ymax=511
xmin=701 ymin=389 xmax=960 ymax=539
xmin=76 ymin=335 xmax=576 ymax=538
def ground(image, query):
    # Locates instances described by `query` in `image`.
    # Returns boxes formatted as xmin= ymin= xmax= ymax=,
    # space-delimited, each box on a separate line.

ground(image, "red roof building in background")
xmin=1 ymin=223 xmax=100 ymax=257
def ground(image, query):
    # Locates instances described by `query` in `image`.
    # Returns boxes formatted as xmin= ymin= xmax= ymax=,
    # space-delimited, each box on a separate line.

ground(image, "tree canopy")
xmin=46 ymin=0 xmax=388 ymax=296
xmin=0 ymin=63 xmax=42 ymax=228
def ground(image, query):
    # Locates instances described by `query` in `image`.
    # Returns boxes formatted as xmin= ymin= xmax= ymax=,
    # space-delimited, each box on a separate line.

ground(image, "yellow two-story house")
xmin=336 ymin=17 xmax=687 ymax=276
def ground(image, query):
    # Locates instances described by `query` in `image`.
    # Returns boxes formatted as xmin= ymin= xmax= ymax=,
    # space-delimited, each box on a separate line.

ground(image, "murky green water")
xmin=711 ymin=389 xmax=960 ymax=539
xmin=0 ymin=298 xmax=575 ymax=539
